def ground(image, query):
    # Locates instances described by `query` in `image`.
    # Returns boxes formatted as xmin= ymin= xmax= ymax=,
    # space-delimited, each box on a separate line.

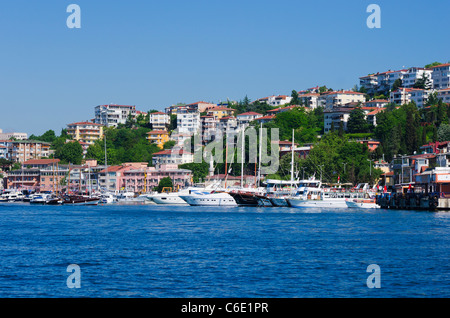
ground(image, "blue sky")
xmin=0 ymin=0 xmax=449 ymax=136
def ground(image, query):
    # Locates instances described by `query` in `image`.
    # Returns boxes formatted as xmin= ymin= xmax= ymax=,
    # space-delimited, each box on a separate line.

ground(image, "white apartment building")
xmin=149 ymin=112 xmax=170 ymax=130
xmin=430 ymin=63 xmax=450 ymax=90
xmin=298 ymin=93 xmax=321 ymax=109
xmin=364 ymin=99 xmax=388 ymax=108
xmin=94 ymin=104 xmax=137 ymax=127
xmin=324 ymin=107 xmax=354 ymax=133
xmin=438 ymin=88 xmax=450 ymax=104
xmin=255 ymin=95 xmax=292 ymax=107
xmin=151 ymin=149 xmax=194 ymax=166
xmin=236 ymin=112 xmax=263 ymax=127
xmin=390 ymin=88 xmax=433 ymax=108
xmin=360 ymin=69 xmax=408 ymax=93
xmin=176 ymin=107 xmax=200 ymax=136
xmin=0 ymin=140 xmax=11 ymax=160
xmin=323 ymin=91 xmax=366 ymax=109
xmin=0 ymin=129 xmax=28 ymax=141
xmin=402 ymin=67 xmax=433 ymax=88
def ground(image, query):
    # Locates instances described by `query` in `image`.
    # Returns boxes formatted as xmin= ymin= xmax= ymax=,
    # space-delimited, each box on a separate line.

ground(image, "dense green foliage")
xmin=85 ymin=127 xmax=160 ymax=165
xmin=156 ymin=177 xmax=174 ymax=192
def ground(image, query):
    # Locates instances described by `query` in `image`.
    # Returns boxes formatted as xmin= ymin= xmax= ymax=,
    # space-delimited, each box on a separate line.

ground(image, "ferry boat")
xmin=179 ymin=190 xmax=237 ymax=206
xmin=286 ymin=180 xmax=371 ymax=208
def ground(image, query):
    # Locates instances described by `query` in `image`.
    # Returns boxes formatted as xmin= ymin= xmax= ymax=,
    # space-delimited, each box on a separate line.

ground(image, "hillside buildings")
xmin=94 ymin=104 xmax=137 ymax=127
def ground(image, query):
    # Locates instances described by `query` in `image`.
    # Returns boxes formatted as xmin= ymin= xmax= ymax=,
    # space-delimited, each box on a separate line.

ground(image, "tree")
xmin=179 ymin=161 xmax=209 ymax=183
xmin=347 ymin=107 xmax=370 ymax=133
xmin=437 ymin=124 xmax=450 ymax=142
xmin=413 ymin=73 xmax=432 ymax=90
xmin=290 ymin=90 xmax=299 ymax=105
xmin=156 ymin=177 xmax=173 ymax=193
xmin=392 ymin=78 xmax=403 ymax=91
xmin=424 ymin=62 xmax=442 ymax=68
xmin=55 ymin=141 xmax=83 ymax=164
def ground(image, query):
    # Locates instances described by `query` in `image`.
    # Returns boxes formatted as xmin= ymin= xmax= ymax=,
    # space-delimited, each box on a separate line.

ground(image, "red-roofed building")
xmin=67 ymin=121 xmax=104 ymax=148
xmin=430 ymin=63 xmax=450 ymax=90
xmin=324 ymin=90 xmax=366 ymax=109
xmin=236 ymin=112 xmax=263 ymax=127
xmin=255 ymin=114 xmax=276 ymax=124
xmin=152 ymin=148 xmax=194 ymax=166
xmin=94 ymin=104 xmax=136 ymax=127
xmin=149 ymin=111 xmax=170 ymax=130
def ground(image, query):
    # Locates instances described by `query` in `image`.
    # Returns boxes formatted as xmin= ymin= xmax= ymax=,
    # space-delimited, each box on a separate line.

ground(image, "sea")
xmin=0 ymin=203 xmax=449 ymax=298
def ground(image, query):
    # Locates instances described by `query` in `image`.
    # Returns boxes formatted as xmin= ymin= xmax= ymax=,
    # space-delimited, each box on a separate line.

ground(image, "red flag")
xmin=383 ymin=185 xmax=387 ymax=193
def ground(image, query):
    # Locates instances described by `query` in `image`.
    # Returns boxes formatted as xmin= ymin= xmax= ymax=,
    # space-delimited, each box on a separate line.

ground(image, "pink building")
xmin=99 ymin=162 xmax=192 ymax=193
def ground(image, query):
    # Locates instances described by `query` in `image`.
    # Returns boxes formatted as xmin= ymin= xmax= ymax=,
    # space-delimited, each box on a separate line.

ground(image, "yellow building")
xmin=67 ymin=121 xmax=104 ymax=146
xmin=206 ymin=107 xmax=235 ymax=120
xmin=147 ymin=130 xmax=170 ymax=149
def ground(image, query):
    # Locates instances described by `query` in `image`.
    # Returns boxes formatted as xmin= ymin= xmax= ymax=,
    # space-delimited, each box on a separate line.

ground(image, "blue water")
xmin=0 ymin=203 xmax=449 ymax=298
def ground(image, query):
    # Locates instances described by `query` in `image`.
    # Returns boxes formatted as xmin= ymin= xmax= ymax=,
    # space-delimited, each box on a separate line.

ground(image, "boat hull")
xmin=179 ymin=195 xmax=237 ymax=206
xmin=345 ymin=200 xmax=379 ymax=209
xmin=287 ymin=198 xmax=348 ymax=208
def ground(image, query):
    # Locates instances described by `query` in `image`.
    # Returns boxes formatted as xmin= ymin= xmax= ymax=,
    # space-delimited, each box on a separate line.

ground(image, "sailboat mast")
xmin=258 ymin=123 xmax=262 ymax=187
xmin=104 ymin=133 xmax=108 ymax=192
xmin=241 ymin=126 xmax=244 ymax=188
xmin=291 ymin=129 xmax=294 ymax=183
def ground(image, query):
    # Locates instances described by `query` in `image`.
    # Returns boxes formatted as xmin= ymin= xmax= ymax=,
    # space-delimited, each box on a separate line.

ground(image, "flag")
xmin=383 ymin=185 xmax=387 ymax=193
xmin=337 ymin=176 xmax=340 ymax=182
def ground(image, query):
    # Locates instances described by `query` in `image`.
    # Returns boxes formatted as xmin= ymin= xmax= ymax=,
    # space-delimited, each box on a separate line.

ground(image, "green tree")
xmin=179 ymin=161 xmax=209 ymax=183
xmin=413 ymin=73 xmax=432 ymax=90
xmin=347 ymin=107 xmax=370 ymax=133
xmin=437 ymin=124 xmax=450 ymax=142
xmin=290 ymin=90 xmax=299 ymax=105
xmin=55 ymin=141 xmax=83 ymax=164
xmin=156 ymin=177 xmax=174 ymax=193
xmin=392 ymin=79 xmax=402 ymax=91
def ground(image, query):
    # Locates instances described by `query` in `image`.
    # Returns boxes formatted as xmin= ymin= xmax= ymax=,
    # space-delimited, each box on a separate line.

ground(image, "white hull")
xmin=179 ymin=193 xmax=237 ymax=206
xmin=345 ymin=200 xmax=379 ymax=209
xmin=287 ymin=198 xmax=348 ymax=208
xmin=150 ymin=194 xmax=188 ymax=205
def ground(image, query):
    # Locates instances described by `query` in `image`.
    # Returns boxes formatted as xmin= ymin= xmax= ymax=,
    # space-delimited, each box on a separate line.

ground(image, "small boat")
xmin=30 ymin=194 xmax=49 ymax=204
xmin=345 ymin=198 xmax=379 ymax=209
xmin=45 ymin=194 xmax=64 ymax=205
xmin=100 ymin=193 xmax=117 ymax=204
xmin=63 ymin=195 xmax=100 ymax=205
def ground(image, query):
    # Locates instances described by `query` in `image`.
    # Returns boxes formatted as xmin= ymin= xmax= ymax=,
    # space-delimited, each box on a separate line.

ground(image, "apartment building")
xmin=146 ymin=130 xmax=170 ymax=149
xmin=298 ymin=93 xmax=321 ymax=109
xmin=149 ymin=112 xmax=170 ymax=130
xmin=176 ymin=107 xmax=201 ymax=135
xmin=402 ymin=67 xmax=433 ymax=88
xmin=255 ymin=95 xmax=292 ymax=107
xmin=323 ymin=90 xmax=366 ymax=109
xmin=430 ymin=63 xmax=450 ymax=90
xmin=236 ymin=112 xmax=263 ymax=127
xmin=389 ymin=88 xmax=433 ymax=108
xmin=152 ymin=149 xmax=194 ymax=167
xmin=206 ymin=107 xmax=235 ymax=120
xmin=8 ymin=140 xmax=52 ymax=163
xmin=438 ymin=88 xmax=450 ymax=103
xmin=324 ymin=107 xmax=354 ymax=133
xmin=360 ymin=69 xmax=408 ymax=94
xmin=67 ymin=121 xmax=104 ymax=146
xmin=94 ymin=104 xmax=137 ymax=127
xmin=200 ymin=115 xmax=217 ymax=144
xmin=0 ymin=129 xmax=28 ymax=141
xmin=363 ymin=99 xmax=388 ymax=108
xmin=0 ymin=140 xmax=11 ymax=160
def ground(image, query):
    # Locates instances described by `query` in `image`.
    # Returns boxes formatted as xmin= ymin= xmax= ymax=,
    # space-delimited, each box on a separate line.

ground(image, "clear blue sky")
xmin=0 ymin=0 xmax=448 ymax=136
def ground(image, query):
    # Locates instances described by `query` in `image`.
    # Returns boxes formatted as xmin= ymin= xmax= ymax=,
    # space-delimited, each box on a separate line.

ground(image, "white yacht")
xmin=0 ymin=191 xmax=25 ymax=202
xmin=100 ymin=193 xmax=117 ymax=204
xmin=148 ymin=192 xmax=189 ymax=205
xmin=286 ymin=180 xmax=370 ymax=208
xmin=179 ymin=190 xmax=237 ymax=206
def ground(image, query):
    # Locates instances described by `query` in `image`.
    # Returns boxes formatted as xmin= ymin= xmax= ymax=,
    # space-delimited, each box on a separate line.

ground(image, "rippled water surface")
xmin=0 ymin=203 xmax=449 ymax=297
